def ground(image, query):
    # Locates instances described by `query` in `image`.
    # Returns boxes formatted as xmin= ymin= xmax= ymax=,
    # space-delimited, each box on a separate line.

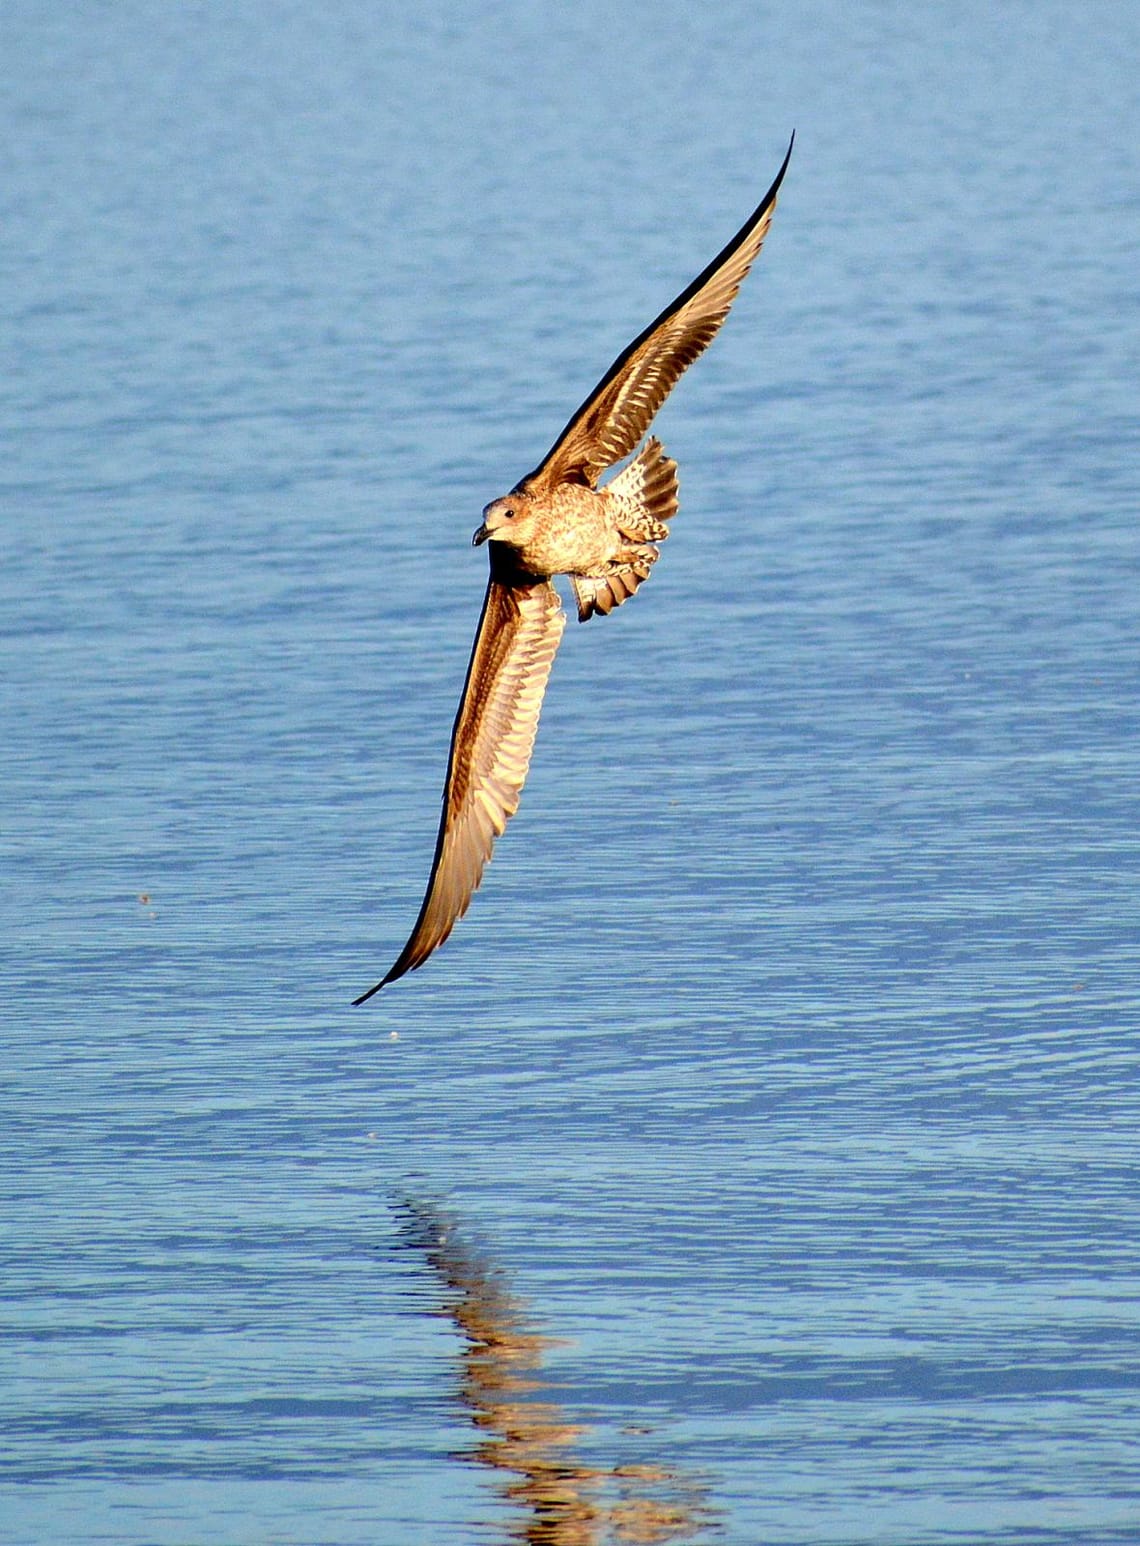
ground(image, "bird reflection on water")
xmin=398 ymin=1200 xmax=716 ymax=1545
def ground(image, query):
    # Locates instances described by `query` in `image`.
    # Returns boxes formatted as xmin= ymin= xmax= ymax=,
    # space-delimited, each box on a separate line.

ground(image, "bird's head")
xmin=473 ymin=492 xmax=537 ymax=549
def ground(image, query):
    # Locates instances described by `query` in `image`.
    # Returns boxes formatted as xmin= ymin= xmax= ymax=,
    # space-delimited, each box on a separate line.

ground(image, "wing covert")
xmin=354 ymin=554 xmax=565 ymax=1002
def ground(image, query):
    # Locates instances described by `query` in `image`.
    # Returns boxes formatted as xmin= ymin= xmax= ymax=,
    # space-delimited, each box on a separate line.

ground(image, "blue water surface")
xmin=3 ymin=2 xmax=1138 ymax=1542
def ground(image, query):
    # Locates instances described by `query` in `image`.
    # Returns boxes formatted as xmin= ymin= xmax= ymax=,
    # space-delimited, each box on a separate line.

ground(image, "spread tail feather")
xmin=572 ymin=438 xmax=678 ymax=621
xmin=608 ymin=435 xmax=679 ymax=539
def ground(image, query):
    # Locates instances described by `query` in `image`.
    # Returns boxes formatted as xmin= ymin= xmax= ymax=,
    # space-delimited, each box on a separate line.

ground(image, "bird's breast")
xmin=514 ymin=485 xmax=617 ymax=577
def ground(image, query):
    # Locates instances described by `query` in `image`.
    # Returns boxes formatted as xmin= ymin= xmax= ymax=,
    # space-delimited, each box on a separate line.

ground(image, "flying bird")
xmin=354 ymin=136 xmax=793 ymax=1005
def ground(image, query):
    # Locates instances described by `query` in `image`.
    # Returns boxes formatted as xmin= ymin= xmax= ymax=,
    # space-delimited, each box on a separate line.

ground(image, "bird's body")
xmin=353 ymin=137 xmax=793 ymax=1005
xmin=477 ymin=436 xmax=679 ymax=619
xmin=484 ymin=482 xmax=618 ymax=578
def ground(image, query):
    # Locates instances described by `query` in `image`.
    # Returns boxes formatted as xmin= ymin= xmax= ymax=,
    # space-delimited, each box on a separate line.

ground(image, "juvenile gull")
xmin=354 ymin=137 xmax=793 ymax=1004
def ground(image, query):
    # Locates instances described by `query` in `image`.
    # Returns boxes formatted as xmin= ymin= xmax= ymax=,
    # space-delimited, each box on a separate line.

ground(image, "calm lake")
xmin=3 ymin=2 xmax=1138 ymax=1542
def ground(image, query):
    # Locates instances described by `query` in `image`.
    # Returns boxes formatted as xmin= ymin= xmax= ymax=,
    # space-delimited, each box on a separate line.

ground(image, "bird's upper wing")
xmin=523 ymin=134 xmax=793 ymax=493
xmin=354 ymin=551 xmax=565 ymax=1003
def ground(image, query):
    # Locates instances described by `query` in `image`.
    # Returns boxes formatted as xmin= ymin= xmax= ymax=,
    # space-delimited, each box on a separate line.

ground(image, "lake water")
xmin=3 ymin=2 xmax=1138 ymax=1542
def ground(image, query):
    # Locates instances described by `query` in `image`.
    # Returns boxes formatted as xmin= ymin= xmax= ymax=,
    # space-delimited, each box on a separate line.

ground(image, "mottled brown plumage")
xmin=353 ymin=137 xmax=793 ymax=1003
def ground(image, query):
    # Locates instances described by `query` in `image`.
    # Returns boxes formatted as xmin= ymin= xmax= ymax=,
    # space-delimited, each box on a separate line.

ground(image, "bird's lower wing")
xmin=354 ymin=560 xmax=565 ymax=1003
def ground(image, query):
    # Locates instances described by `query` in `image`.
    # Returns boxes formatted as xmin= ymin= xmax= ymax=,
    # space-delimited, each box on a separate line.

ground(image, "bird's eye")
xmin=503 ymin=507 xmax=515 ymax=519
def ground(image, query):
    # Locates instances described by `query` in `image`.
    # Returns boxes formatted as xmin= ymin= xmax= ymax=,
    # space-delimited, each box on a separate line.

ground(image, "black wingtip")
xmin=351 ymin=978 xmax=386 ymax=1007
xmin=772 ymin=130 xmax=795 ymax=194
xmin=747 ymin=131 xmax=794 ymax=233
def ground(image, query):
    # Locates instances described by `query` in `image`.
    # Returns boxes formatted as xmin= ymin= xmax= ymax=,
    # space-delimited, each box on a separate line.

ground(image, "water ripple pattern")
xmin=2 ymin=2 xmax=1138 ymax=1543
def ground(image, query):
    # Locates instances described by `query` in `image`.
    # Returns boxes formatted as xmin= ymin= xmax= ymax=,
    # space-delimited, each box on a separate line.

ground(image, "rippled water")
xmin=4 ymin=2 xmax=1139 ymax=1542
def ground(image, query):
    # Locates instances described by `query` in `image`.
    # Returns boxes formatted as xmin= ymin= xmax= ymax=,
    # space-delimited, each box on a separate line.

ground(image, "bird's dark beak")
xmin=472 ymin=523 xmax=490 ymax=547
